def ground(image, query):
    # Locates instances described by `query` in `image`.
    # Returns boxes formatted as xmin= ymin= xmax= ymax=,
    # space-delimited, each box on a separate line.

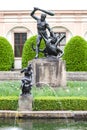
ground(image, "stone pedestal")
xmin=18 ymin=94 xmax=33 ymax=111
xmin=30 ymin=58 xmax=66 ymax=87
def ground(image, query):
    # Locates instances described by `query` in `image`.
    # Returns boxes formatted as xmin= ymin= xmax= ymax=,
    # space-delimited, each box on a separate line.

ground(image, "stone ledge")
xmin=0 ymin=71 xmax=23 ymax=80
xmin=0 ymin=110 xmax=87 ymax=119
xmin=67 ymin=72 xmax=87 ymax=81
xmin=0 ymin=71 xmax=87 ymax=81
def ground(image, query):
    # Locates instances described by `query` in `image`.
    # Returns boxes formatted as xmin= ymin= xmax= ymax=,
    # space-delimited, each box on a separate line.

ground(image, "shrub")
xmin=0 ymin=36 xmax=14 ymax=70
xmin=33 ymin=97 xmax=87 ymax=110
xmin=63 ymin=36 xmax=87 ymax=71
xmin=22 ymin=35 xmax=45 ymax=68
xmin=0 ymin=96 xmax=87 ymax=110
xmin=0 ymin=97 xmax=18 ymax=110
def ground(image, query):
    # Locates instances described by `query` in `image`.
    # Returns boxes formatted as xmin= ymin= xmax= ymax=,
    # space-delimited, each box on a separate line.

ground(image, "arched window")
xmin=52 ymin=26 xmax=72 ymax=51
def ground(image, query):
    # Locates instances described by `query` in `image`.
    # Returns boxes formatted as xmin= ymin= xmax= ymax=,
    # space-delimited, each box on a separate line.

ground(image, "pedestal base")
xmin=18 ymin=94 xmax=33 ymax=111
xmin=30 ymin=58 xmax=66 ymax=87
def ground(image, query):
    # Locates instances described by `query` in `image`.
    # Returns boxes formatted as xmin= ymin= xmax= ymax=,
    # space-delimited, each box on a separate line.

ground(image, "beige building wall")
xmin=0 ymin=10 xmax=87 ymax=69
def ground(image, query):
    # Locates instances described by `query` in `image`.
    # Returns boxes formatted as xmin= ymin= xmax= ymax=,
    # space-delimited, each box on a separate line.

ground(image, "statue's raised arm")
xmin=30 ymin=7 xmax=54 ymax=20
xmin=35 ymin=7 xmax=55 ymax=16
xmin=30 ymin=7 xmax=39 ymax=20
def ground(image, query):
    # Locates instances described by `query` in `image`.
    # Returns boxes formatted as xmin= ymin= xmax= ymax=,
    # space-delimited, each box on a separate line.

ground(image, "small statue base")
xmin=18 ymin=94 xmax=33 ymax=111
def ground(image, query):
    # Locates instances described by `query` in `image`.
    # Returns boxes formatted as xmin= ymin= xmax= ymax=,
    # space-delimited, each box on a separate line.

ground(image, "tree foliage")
xmin=63 ymin=36 xmax=87 ymax=71
xmin=0 ymin=36 xmax=14 ymax=70
xmin=22 ymin=35 xmax=45 ymax=68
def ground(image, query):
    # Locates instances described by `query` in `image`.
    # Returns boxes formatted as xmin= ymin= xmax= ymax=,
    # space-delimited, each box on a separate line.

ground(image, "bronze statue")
xmin=32 ymin=31 xmax=65 ymax=59
xmin=40 ymin=32 xmax=65 ymax=58
xmin=20 ymin=64 xmax=33 ymax=95
xmin=31 ymin=7 xmax=65 ymax=59
xmin=30 ymin=7 xmax=54 ymax=59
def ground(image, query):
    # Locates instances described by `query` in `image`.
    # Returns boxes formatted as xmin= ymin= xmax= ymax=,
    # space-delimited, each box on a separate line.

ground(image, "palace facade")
xmin=0 ymin=10 xmax=87 ymax=69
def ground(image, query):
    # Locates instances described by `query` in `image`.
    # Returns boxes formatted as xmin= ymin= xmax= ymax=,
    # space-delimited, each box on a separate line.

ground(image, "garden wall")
xmin=0 ymin=71 xmax=87 ymax=81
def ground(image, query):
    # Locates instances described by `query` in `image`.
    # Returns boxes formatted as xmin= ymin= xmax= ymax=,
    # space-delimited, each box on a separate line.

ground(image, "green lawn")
xmin=0 ymin=80 xmax=21 ymax=97
xmin=0 ymin=80 xmax=87 ymax=98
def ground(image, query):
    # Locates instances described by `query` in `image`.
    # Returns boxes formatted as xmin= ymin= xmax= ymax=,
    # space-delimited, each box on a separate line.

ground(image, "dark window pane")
xmin=14 ymin=33 xmax=27 ymax=57
xmin=57 ymin=32 xmax=66 ymax=45
xmin=55 ymin=32 xmax=66 ymax=51
xmin=15 ymin=44 xmax=21 ymax=57
xmin=15 ymin=33 xmax=20 ymax=44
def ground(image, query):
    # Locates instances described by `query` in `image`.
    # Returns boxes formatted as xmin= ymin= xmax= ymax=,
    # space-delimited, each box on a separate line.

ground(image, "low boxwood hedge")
xmin=0 ymin=97 xmax=18 ymax=110
xmin=0 ymin=96 xmax=87 ymax=110
xmin=33 ymin=97 xmax=87 ymax=111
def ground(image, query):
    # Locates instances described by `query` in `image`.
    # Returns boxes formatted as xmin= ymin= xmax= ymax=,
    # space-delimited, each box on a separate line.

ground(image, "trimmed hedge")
xmin=33 ymin=97 xmax=87 ymax=111
xmin=0 ymin=97 xmax=18 ymax=110
xmin=22 ymin=35 xmax=45 ymax=68
xmin=0 ymin=96 xmax=86 ymax=110
xmin=63 ymin=36 xmax=87 ymax=71
xmin=0 ymin=36 xmax=14 ymax=70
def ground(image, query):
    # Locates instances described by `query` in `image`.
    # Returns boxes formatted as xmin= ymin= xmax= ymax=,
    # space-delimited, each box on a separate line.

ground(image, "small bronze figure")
xmin=20 ymin=64 xmax=33 ymax=95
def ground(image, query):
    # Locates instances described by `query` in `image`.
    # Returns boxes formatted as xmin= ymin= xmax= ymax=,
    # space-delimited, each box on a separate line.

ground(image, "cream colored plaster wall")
xmin=0 ymin=10 xmax=87 ymax=69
